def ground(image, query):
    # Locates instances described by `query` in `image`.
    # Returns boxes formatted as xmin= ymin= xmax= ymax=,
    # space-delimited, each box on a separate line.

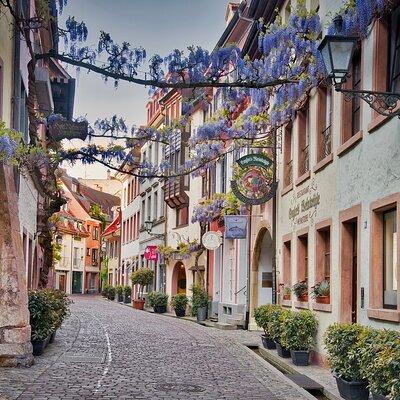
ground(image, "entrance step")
xmin=215 ymin=322 xmax=237 ymax=330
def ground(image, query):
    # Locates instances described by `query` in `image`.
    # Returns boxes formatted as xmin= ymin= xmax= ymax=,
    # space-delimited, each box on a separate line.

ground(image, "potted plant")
xmin=360 ymin=329 xmax=400 ymax=400
xmin=116 ymin=285 xmax=124 ymax=302
xmin=280 ymin=310 xmax=318 ymax=366
xmin=253 ymin=304 xmax=282 ymax=349
xmin=171 ymin=293 xmax=188 ymax=317
xmin=101 ymin=283 xmax=109 ymax=297
xmin=324 ymin=323 xmax=370 ymax=400
xmin=311 ymin=280 xmax=330 ymax=304
xmin=148 ymin=291 xmax=168 ymax=313
xmin=123 ymin=285 xmax=131 ymax=303
xmin=28 ymin=290 xmax=55 ymax=356
xmin=293 ymin=281 xmax=308 ymax=302
xmin=267 ymin=306 xmax=291 ymax=358
xmin=191 ymin=284 xmax=209 ymax=322
xmin=130 ymin=268 xmax=154 ymax=310
xmin=107 ymin=286 xmax=116 ymax=301
xmin=44 ymin=289 xmax=71 ymax=343
xmin=282 ymin=285 xmax=291 ymax=301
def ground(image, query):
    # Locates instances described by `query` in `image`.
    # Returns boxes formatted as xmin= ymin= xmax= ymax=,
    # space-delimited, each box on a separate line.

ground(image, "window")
xmin=86 ymin=248 xmax=90 ymax=256
xmin=127 ymin=182 xmax=131 ymax=204
xmin=201 ymin=173 xmax=208 ymax=198
xmin=20 ymin=80 xmax=29 ymax=143
xmin=123 ymin=188 xmax=127 ymax=207
xmin=0 ymin=58 xmax=3 ymax=120
xmin=297 ymin=232 xmax=308 ymax=285
xmin=389 ymin=6 xmax=400 ymax=92
xmin=220 ymin=155 xmax=227 ymax=193
xmin=282 ymin=238 xmax=291 ymax=286
xmin=154 ymin=191 xmax=158 ymax=220
xmin=383 ymin=209 xmax=397 ymax=309
xmin=92 ymin=248 xmax=98 ymax=264
xmin=141 ymin=200 xmax=145 ymax=226
xmin=92 ymin=227 xmax=99 ymax=240
xmin=297 ymin=105 xmax=310 ymax=177
xmin=209 ymin=165 xmax=216 ymax=195
xmin=159 ymin=188 xmax=164 ymax=218
xmin=315 ymin=222 xmax=331 ymax=286
xmin=342 ymin=47 xmax=362 ymax=142
xmin=283 ymin=124 xmax=293 ymax=187
xmin=147 ymin=195 xmax=151 ymax=221
xmin=154 ymin=143 xmax=159 ymax=166
xmin=136 ymin=211 xmax=140 ymax=236
xmin=317 ymin=85 xmax=333 ymax=161
xmin=176 ymin=206 xmax=189 ymax=227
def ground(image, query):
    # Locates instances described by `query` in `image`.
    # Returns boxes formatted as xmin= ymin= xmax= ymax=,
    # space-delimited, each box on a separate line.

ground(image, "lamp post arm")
xmin=336 ymin=87 xmax=400 ymax=118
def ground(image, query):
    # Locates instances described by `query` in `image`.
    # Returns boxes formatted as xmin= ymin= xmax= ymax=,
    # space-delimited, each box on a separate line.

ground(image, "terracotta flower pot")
xmin=316 ymin=295 xmax=330 ymax=304
xmin=132 ymin=299 xmax=145 ymax=310
xmin=298 ymin=293 xmax=308 ymax=302
xmin=283 ymin=294 xmax=291 ymax=301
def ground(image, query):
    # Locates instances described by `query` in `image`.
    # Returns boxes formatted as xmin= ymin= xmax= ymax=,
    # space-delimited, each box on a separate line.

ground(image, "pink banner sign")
xmin=144 ymin=245 xmax=158 ymax=261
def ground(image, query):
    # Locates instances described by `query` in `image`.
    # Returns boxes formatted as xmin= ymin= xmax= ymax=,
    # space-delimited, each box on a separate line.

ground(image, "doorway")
xmin=172 ymin=262 xmax=187 ymax=295
xmin=59 ymin=274 xmax=66 ymax=292
xmin=72 ymin=271 xmax=83 ymax=294
xmin=340 ymin=211 xmax=360 ymax=323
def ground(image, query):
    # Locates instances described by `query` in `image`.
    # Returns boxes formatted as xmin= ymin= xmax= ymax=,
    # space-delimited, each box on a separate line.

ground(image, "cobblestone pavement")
xmin=0 ymin=296 xmax=314 ymax=400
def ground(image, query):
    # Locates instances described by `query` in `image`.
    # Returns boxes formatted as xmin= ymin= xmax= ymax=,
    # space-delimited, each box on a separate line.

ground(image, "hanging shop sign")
xmin=202 ymin=231 xmax=222 ymax=250
xmin=231 ymin=153 xmax=277 ymax=205
xmin=144 ymin=245 xmax=158 ymax=261
xmin=224 ymin=215 xmax=247 ymax=239
xmin=48 ymin=120 xmax=88 ymax=141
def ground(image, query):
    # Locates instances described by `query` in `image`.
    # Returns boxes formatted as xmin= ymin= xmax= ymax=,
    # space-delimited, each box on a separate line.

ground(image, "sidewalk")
xmin=112 ymin=298 xmax=341 ymax=400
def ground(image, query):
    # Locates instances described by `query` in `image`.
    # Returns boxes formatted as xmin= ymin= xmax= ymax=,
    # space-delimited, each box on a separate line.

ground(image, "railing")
xmin=322 ymin=125 xmax=332 ymax=157
xmin=299 ymin=145 xmax=310 ymax=176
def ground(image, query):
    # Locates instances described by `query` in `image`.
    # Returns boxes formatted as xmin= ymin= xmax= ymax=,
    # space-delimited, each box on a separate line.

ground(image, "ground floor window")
xmin=383 ymin=209 xmax=397 ymax=309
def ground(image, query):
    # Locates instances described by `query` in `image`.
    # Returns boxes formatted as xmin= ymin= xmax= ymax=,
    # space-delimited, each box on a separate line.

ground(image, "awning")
xmin=103 ymin=214 xmax=120 ymax=237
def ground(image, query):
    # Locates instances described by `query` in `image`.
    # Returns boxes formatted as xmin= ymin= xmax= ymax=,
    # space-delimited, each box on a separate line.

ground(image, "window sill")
xmin=153 ymin=217 xmax=165 ymax=227
xmin=337 ymin=130 xmax=363 ymax=157
xmin=368 ymin=103 xmax=400 ymax=133
xmin=281 ymin=184 xmax=293 ymax=197
xmin=281 ymin=299 xmax=292 ymax=307
xmin=367 ymin=308 xmax=400 ymax=322
xmin=313 ymin=153 xmax=333 ymax=173
xmin=312 ymin=302 xmax=332 ymax=312
xmin=294 ymin=301 xmax=309 ymax=309
xmin=174 ymin=224 xmax=189 ymax=229
xmin=295 ymin=171 xmax=310 ymax=186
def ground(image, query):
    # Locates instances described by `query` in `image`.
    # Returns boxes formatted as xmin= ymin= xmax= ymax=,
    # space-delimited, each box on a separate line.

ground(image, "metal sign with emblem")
xmin=48 ymin=120 xmax=88 ymax=141
xmin=231 ymin=153 xmax=277 ymax=205
xmin=202 ymin=231 xmax=222 ymax=250
xmin=224 ymin=215 xmax=247 ymax=239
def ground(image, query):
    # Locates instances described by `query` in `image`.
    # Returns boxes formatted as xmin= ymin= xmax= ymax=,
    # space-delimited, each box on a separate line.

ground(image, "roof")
xmin=103 ymin=214 xmax=121 ymax=237
xmin=61 ymin=173 xmax=120 ymax=220
xmin=55 ymin=210 xmax=90 ymax=237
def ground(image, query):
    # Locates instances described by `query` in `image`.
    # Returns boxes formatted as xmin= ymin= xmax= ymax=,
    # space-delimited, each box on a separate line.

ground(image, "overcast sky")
xmin=60 ymin=0 xmax=229 ymax=179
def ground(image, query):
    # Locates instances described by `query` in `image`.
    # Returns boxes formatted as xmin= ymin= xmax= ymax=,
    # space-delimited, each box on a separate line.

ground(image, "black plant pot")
xmin=261 ymin=334 xmax=276 ymax=349
xmin=290 ymin=350 xmax=310 ymax=366
xmin=197 ymin=307 xmax=207 ymax=322
xmin=275 ymin=341 xmax=291 ymax=358
xmin=108 ymin=294 xmax=115 ymax=301
xmin=154 ymin=305 xmax=167 ymax=314
xmin=117 ymin=294 xmax=123 ymax=302
xmin=335 ymin=376 xmax=369 ymax=400
xmin=372 ymin=393 xmax=389 ymax=400
xmin=49 ymin=330 xmax=57 ymax=344
xmin=32 ymin=339 xmax=47 ymax=356
xmin=124 ymin=295 xmax=131 ymax=304
xmin=175 ymin=308 xmax=186 ymax=317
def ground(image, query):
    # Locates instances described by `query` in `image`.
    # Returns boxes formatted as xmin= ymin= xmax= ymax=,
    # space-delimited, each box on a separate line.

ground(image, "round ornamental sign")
xmin=202 ymin=231 xmax=222 ymax=251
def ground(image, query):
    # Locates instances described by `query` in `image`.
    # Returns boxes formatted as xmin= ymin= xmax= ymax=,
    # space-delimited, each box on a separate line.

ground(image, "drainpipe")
xmin=272 ymin=134 xmax=277 ymax=304
xmin=245 ymin=204 xmax=252 ymax=330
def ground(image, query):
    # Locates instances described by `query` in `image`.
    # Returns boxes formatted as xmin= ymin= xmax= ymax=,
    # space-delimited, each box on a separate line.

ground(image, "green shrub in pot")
xmin=123 ymin=285 xmax=131 ymax=303
xmin=280 ymin=310 xmax=318 ymax=366
xmin=190 ymin=284 xmax=209 ymax=319
xmin=43 ymin=289 xmax=71 ymax=331
xmin=148 ymin=291 xmax=168 ymax=313
xmin=324 ymin=323 xmax=370 ymax=400
xmin=360 ymin=329 xmax=400 ymax=399
xmin=253 ymin=304 xmax=282 ymax=349
xmin=171 ymin=293 xmax=188 ymax=317
xmin=28 ymin=290 xmax=55 ymax=341
xmin=116 ymin=285 xmax=124 ymax=301
xmin=107 ymin=286 xmax=116 ymax=300
xmin=101 ymin=283 xmax=109 ymax=297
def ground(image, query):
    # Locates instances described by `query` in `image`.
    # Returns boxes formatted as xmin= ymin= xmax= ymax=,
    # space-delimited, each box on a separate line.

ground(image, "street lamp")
xmin=144 ymin=220 xmax=165 ymax=239
xmin=55 ymin=234 xmax=63 ymax=246
xmin=318 ymin=15 xmax=400 ymax=117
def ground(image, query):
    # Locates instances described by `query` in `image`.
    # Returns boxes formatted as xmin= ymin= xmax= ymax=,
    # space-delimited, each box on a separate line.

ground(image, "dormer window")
xmin=71 ymin=182 xmax=78 ymax=193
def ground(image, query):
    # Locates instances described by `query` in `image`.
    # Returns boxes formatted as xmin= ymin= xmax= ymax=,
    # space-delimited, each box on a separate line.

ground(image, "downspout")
xmin=245 ymin=204 xmax=252 ymax=330
xmin=272 ymin=133 xmax=277 ymax=304
xmin=12 ymin=0 xmax=21 ymax=131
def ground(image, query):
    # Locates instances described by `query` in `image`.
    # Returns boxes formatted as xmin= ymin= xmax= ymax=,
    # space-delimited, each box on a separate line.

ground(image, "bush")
xmin=190 ymin=284 xmax=209 ymax=316
xmin=280 ymin=310 xmax=318 ymax=351
xmin=324 ymin=323 xmax=369 ymax=382
xmin=265 ymin=305 xmax=286 ymax=341
xmin=171 ymin=293 xmax=189 ymax=311
xmin=101 ymin=283 xmax=109 ymax=297
xmin=123 ymin=285 xmax=131 ymax=296
xmin=43 ymin=289 xmax=71 ymax=330
xmin=253 ymin=304 xmax=282 ymax=337
xmin=108 ymin=286 xmax=115 ymax=299
xmin=116 ymin=285 xmax=123 ymax=296
xmin=28 ymin=290 xmax=56 ymax=340
xmin=360 ymin=329 xmax=400 ymax=398
xmin=148 ymin=291 xmax=168 ymax=308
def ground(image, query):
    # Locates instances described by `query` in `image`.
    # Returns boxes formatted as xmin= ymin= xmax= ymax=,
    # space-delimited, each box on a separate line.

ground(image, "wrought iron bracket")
xmin=337 ymin=87 xmax=400 ymax=118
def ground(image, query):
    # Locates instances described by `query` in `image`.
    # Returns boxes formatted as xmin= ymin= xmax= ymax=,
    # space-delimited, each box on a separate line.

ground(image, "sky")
xmin=60 ymin=0 xmax=230 ymax=179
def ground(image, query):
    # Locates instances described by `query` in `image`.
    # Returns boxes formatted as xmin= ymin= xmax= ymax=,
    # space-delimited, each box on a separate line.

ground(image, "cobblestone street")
xmin=0 ymin=296 xmax=313 ymax=400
